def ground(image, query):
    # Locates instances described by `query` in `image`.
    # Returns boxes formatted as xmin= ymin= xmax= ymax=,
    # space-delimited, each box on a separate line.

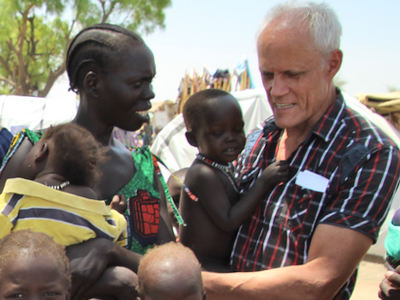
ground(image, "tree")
xmin=0 ymin=0 xmax=171 ymax=97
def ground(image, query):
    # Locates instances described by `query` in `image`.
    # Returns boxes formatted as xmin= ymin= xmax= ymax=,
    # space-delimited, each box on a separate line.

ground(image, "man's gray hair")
xmin=258 ymin=1 xmax=342 ymax=55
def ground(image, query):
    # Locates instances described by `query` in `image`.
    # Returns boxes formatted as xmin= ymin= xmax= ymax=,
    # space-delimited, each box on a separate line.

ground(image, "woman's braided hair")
xmin=66 ymin=23 xmax=144 ymax=92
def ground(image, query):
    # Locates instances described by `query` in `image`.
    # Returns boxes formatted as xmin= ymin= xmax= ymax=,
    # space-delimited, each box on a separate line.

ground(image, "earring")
xmin=28 ymin=164 xmax=31 ymax=168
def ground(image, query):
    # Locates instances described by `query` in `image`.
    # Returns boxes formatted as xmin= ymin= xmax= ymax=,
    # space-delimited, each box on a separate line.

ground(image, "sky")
xmin=49 ymin=0 xmax=400 ymax=103
xmin=139 ymin=0 xmax=400 ymax=102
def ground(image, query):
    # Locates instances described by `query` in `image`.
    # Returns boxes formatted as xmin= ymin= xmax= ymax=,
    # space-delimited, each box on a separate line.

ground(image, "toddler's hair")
xmin=183 ymin=89 xmax=231 ymax=132
xmin=0 ymin=229 xmax=71 ymax=288
xmin=42 ymin=122 xmax=106 ymax=187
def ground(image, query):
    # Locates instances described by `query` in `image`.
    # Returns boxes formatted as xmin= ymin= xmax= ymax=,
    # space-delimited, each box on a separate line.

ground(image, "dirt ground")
xmin=351 ymin=255 xmax=387 ymax=300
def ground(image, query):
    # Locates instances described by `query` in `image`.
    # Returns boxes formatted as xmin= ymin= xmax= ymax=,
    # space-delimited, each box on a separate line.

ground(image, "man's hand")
xmin=66 ymin=238 xmax=115 ymax=300
xmin=379 ymin=267 xmax=400 ymax=299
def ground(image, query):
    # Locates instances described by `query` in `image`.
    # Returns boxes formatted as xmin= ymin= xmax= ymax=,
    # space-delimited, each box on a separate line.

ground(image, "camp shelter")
xmin=0 ymin=95 xmax=79 ymax=135
xmin=356 ymin=92 xmax=400 ymax=132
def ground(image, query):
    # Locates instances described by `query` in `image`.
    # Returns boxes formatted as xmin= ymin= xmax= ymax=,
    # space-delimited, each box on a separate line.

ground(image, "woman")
xmin=0 ymin=24 xmax=176 ymax=299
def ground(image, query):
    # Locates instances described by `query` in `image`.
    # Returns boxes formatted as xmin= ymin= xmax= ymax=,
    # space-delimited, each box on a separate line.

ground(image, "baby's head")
xmin=183 ymin=89 xmax=246 ymax=164
xmin=19 ymin=123 xmax=105 ymax=188
xmin=0 ymin=230 xmax=71 ymax=300
xmin=137 ymin=242 xmax=205 ymax=300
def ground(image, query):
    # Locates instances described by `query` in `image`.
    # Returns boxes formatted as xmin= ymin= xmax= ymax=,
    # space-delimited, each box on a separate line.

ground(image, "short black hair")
xmin=66 ymin=23 xmax=144 ymax=92
xmin=42 ymin=123 xmax=106 ymax=188
xmin=183 ymin=89 xmax=231 ymax=132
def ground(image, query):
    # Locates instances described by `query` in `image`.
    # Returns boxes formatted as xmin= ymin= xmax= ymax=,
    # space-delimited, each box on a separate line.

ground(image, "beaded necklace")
xmin=170 ymin=173 xmax=199 ymax=202
xmin=195 ymin=153 xmax=239 ymax=193
xmin=48 ymin=181 xmax=71 ymax=190
xmin=152 ymin=155 xmax=186 ymax=226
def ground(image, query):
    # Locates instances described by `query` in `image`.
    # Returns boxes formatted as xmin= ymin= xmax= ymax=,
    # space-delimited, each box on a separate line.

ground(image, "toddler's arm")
xmin=197 ymin=161 xmax=289 ymax=232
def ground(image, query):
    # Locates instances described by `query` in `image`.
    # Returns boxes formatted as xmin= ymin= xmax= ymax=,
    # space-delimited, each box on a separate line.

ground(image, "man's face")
xmin=257 ymin=20 xmax=340 ymax=133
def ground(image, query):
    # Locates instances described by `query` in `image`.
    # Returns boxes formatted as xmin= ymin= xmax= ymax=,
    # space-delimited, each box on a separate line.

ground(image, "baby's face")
xmin=0 ymin=254 xmax=69 ymax=300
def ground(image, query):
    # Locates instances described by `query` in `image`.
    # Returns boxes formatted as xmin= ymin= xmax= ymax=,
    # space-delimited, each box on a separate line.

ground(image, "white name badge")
xmin=295 ymin=170 xmax=329 ymax=193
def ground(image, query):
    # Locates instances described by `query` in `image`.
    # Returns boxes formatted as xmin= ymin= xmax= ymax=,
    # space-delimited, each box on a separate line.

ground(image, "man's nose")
xmin=270 ymin=76 xmax=289 ymax=97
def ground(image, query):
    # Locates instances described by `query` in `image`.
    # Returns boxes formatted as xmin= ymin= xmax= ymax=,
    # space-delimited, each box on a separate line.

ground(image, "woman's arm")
xmin=66 ymin=238 xmax=142 ymax=300
xmin=154 ymin=166 xmax=176 ymax=243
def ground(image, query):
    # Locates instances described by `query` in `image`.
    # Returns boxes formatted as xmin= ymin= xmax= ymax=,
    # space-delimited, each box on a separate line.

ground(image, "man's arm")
xmin=203 ymin=224 xmax=372 ymax=300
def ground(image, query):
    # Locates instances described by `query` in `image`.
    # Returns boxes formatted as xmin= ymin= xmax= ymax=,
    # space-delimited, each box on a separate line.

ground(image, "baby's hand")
xmin=110 ymin=194 xmax=127 ymax=214
xmin=261 ymin=160 xmax=289 ymax=187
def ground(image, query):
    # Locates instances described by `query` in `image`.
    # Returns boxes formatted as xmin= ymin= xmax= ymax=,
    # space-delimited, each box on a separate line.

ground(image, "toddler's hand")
xmin=111 ymin=194 xmax=127 ymax=214
xmin=261 ymin=160 xmax=289 ymax=187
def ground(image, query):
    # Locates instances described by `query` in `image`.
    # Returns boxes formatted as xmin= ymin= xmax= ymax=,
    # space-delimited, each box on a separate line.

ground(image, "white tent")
xmin=151 ymin=88 xmax=400 ymax=258
xmin=0 ymin=95 xmax=79 ymax=135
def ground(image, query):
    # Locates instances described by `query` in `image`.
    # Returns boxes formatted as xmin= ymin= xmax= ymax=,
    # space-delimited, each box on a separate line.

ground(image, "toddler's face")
xmin=195 ymin=96 xmax=246 ymax=165
xmin=0 ymin=254 xmax=69 ymax=300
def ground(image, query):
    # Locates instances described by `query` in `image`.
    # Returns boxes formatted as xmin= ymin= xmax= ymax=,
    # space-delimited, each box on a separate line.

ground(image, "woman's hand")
xmin=111 ymin=194 xmax=128 ymax=214
xmin=379 ymin=267 xmax=400 ymax=300
xmin=66 ymin=238 xmax=115 ymax=300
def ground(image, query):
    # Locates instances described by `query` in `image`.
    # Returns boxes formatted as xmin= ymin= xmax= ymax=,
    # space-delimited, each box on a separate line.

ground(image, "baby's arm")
xmin=193 ymin=162 xmax=288 ymax=232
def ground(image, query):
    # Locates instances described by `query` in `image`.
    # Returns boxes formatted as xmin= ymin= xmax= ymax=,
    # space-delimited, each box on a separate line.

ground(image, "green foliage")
xmin=0 ymin=0 xmax=171 ymax=96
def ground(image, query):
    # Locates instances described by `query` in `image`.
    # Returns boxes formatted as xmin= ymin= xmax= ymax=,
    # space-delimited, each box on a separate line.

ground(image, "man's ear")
xmin=83 ymin=71 xmax=99 ymax=97
xmin=185 ymin=131 xmax=198 ymax=147
xmin=34 ymin=142 xmax=49 ymax=163
xmin=326 ymin=49 xmax=343 ymax=79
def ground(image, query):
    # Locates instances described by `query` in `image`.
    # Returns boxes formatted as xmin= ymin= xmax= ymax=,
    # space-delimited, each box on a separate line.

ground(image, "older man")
xmin=203 ymin=2 xmax=400 ymax=300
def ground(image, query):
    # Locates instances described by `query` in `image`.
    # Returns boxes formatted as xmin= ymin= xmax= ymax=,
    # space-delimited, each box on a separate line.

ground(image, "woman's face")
xmin=96 ymin=43 xmax=156 ymax=131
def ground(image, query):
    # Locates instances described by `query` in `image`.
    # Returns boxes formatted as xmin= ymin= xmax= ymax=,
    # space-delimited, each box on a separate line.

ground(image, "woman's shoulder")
xmin=0 ymin=129 xmax=43 ymax=191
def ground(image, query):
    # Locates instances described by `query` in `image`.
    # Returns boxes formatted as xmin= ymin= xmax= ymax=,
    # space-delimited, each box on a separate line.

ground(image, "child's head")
xmin=19 ymin=123 xmax=105 ymax=188
xmin=0 ymin=230 xmax=71 ymax=300
xmin=137 ymin=242 xmax=205 ymax=300
xmin=183 ymin=89 xmax=246 ymax=165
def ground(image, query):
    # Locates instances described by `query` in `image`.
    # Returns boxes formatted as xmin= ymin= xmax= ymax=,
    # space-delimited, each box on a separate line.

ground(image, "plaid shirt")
xmin=231 ymin=92 xmax=400 ymax=299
